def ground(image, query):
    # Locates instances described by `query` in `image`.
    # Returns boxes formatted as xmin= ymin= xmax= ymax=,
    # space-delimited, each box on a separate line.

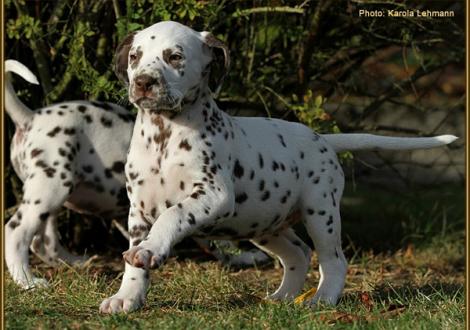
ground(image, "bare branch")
xmin=232 ymin=6 xmax=305 ymax=17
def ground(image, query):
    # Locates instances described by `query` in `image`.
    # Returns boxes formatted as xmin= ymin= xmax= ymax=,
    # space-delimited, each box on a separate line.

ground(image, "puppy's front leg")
xmin=100 ymin=178 xmax=234 ymax=314
xmin=125 ymin=180 xmax=235 ymax=270
xmin=100 ymin=210 xmax=151 ymax=314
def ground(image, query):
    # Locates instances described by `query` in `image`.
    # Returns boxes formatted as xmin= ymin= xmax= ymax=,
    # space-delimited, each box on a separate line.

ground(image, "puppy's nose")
xmin=134 ymin=74 xmax=157 ymax=93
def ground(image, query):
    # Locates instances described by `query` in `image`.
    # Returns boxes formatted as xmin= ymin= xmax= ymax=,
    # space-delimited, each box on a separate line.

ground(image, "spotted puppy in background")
xmin=4 ymin=60 xmax=269 ymax=289
xmin=99 ymin=21 xmax=457 ymax=313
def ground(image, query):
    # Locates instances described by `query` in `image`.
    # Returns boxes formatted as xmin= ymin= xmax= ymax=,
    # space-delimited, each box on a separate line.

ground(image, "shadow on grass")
xmin=342 ymin=282 xmax=463 ymax=306
xmin=148 ymin=292 xmax=263 ymax=311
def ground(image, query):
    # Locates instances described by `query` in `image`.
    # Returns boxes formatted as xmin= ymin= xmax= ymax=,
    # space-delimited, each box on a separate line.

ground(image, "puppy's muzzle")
xmin=131 ymin=74 xmax=180 ymax=111
xmin=133 ymin=74 xmax=158 ymax=99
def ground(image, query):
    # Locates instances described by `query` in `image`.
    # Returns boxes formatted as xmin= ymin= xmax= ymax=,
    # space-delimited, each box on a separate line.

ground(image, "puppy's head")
xmin=115 ymin=21 xmax=229 ymax=112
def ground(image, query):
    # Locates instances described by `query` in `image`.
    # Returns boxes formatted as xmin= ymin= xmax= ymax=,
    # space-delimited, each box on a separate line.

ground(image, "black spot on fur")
xmin=327 ymin=216 xmax=333 ymax=226
xmin=261 ymin=191 xmax=270 ymax=201
xmin=278 ymin=134 xmax=287 ymax=147
xmin=272 ymin=161 xmax=279 ymax=171
xmin=233 ymin=160 xmax=244 ymax=178
xmin=47 ymin=127 xmax=61 ymax=137
xmin=100 ymin=116 xmax=113 ymax=127
xmin=82 ymin=165 xmax=93 ymax=173
xmin=44 ymin=167 xmax=56 ymax=177
xmin=112 ymin=161 xmax=125 ymax=173
xmin=235 ymin=193 xmax=248 ymax=204
xmin=39 ymin=212 xmax=50 ymax=221
xmin=63 ymin=128 xmax=76 ymax=135
xmin=77 ymin=105 xmax=87 ymax=112
xmin=188 ymin=213 xmax=196 ymax=225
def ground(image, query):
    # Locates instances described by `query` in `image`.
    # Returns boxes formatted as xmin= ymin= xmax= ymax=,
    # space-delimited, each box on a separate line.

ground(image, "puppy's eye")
xmin=169 ymin=54 xmax=183 ymax=62
xmin=129 ymin=54 xmax=137 ymax=61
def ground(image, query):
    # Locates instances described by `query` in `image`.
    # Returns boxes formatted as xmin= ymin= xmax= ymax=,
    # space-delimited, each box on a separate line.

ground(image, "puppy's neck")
xmin=139 ymin=87 xmax=221 ymax=129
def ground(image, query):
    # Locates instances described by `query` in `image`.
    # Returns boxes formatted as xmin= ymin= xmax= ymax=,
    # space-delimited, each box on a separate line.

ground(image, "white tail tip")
xmin=5 ymin=59 xmax=39 ymax=85
xmin=436 ymin=135 xmax=459 ymax=144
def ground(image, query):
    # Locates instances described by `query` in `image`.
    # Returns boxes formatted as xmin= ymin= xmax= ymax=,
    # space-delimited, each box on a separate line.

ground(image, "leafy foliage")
xmin=4 ymin=0 xmax=464 ymax=248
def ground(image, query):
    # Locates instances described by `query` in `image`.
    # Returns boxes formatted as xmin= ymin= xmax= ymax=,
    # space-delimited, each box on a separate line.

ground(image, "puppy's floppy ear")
xmin=114 ymin=32 xmax=137 ymax=85
xmin=200 ymin=31 xmax=230 ymax=96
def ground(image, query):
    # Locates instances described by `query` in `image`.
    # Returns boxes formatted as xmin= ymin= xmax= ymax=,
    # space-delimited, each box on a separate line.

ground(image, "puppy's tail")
xmin=322 ymin=133 xmax=458 ymax=152
xmin=5 ymin=59 xmax=39 ymax=127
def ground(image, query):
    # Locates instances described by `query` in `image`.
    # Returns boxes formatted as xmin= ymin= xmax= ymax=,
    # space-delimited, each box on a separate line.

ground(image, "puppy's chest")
xmin=126 ymin=122 xmax=204 ymax=215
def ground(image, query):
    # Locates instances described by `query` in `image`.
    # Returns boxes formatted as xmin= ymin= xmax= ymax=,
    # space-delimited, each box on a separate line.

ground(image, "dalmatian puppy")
xmin=99 ymin=21 xmax=457 ymax=313
xmin=4 ymin=60 xmax=269 ymax=289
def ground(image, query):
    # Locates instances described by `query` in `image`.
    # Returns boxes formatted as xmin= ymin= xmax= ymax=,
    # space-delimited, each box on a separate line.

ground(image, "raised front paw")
xmin=122 ymin=246 xmax=166 ymax=269
xmin=99 ymin=294 xmax=144 ymax=314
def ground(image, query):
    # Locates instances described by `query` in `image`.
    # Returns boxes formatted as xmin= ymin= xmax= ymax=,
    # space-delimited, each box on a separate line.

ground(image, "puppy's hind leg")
xmin=251 ymin=228 xmax=310 ymax=300
xmin=301 ymin=181 xmax=348 ymax=306
xmin=30 ymin=214 xmax=87 ymax=267
xmin=5 ymin=170 xmax=73 ymax=288
xmin=194 ymin=238 xmax=271 ymax=267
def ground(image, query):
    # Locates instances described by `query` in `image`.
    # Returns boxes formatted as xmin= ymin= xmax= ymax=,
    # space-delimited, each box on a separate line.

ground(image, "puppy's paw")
xmin=122 ymin=246 xmax=166 ymax=269
xmin=20 ymin=277 xmax=49 ymax=290
xmin=123 ymin=246 xmax=152 ymax=269
xmin=99 ymin=294 xmax=144 ymax=314
xmin=267 ymin=291 xmax=297 ymax=301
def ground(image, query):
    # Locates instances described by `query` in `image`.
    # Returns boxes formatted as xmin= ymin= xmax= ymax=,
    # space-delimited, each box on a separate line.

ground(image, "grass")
xmin=4 ymin=184 xmax=465 ymax=329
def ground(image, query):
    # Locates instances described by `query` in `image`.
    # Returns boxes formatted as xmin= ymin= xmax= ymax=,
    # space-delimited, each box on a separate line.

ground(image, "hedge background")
xmin=4 ymin=0 xmax=465 ymax=254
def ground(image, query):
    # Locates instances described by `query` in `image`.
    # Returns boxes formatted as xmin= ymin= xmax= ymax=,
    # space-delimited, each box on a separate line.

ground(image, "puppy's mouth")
xmin=133 ymin=95 xmax=182 ymax=112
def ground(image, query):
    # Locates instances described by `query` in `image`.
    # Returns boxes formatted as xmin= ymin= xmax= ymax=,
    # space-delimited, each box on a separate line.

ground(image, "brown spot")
xmin=178 ymin=139 xmax=192 ymax=151
xmin=30 ymin=148 xmax=43 ymax=158
xmin=162 ymin=48 xmax=184 ymax=69
xmin=130 ymin=48 xmax=143 ymax=70
xmin=8 ymin=221 xmax=20 ymax=230
xmin=115 ymin=33 xmax=136 ymax=84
